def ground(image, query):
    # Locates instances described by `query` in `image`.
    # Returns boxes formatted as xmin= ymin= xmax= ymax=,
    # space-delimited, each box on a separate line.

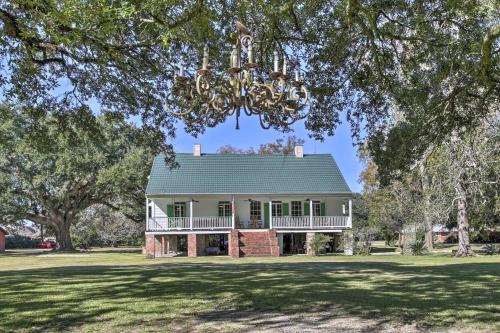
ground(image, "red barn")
xmin=0 ymin=227 xmax=8 ymax=252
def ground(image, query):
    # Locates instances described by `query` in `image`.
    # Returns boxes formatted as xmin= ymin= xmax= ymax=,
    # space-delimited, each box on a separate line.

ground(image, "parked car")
xmin=38 ymin=241 xmax=56 ymax=249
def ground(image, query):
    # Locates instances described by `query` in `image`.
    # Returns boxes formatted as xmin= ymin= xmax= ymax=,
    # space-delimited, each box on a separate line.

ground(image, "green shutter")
xmin=264 ymin=202 xmax=270 ymax=228
xmin=167 ymin=204 xmax=174 ymax=228
xmin=303 ymin=202 xmax=310 ymax=216
xmin=320 ymin=202 xmax=326 ymax=216
xmin=167 ymin=204 xmax=174 ymax=217
xmin=283 ymin=203 xmax=289 ymax=216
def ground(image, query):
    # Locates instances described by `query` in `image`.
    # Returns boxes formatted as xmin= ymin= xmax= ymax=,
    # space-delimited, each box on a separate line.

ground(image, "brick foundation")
xmin=229 ymin=229 xmax=240 ymax=258
xmin=146 ymin=229 xmax=282 ymax=258
xmin=145 ymin=234 xmax=162 ymax=258
xmin=187 ymin=234 xmax=198 ymax=257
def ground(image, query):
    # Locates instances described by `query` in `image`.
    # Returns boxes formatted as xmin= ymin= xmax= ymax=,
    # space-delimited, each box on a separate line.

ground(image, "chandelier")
xmin=166 ymin=21 xmax=309 ymax=129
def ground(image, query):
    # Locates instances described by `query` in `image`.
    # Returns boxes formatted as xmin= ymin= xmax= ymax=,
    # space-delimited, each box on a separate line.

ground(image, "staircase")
xmin=238 ymin=230 xmax=279 ymax=257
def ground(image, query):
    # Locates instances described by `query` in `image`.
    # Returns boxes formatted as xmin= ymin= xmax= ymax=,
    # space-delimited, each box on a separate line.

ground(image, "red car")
xmin=38 ymin=241 xmax=56 ymax=249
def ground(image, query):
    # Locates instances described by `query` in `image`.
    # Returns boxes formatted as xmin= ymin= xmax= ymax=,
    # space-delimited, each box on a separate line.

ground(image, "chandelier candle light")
xmin=166 ymin=21 xmax=309 ymax=129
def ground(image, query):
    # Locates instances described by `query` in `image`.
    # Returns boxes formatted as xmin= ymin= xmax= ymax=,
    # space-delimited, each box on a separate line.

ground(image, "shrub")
xmin=482 ymin=244 xmax=500 ymax=255
xmin=354 ymin=243 xmax=371 ymax=255
xmin=309 ymin=234 xmax=332 ymax=255
xmin=409 ymin=238 xmax=427 ymax=255
xmin=6 ymin=235 xmax=39 ymax=249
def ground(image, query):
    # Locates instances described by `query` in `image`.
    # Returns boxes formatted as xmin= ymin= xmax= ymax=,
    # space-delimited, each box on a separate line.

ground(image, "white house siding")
xmin=148 ymin=195 xmax=350 ymax=221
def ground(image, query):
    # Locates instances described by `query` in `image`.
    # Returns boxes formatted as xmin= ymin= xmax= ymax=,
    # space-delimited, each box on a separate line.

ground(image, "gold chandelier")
xmin=166 ymin=21 xmax=309 ymax=129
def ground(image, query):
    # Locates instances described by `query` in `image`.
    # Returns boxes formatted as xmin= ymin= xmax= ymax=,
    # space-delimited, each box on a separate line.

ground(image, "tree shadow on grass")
xmin=0 ymin=260 xmax=498 ymax=332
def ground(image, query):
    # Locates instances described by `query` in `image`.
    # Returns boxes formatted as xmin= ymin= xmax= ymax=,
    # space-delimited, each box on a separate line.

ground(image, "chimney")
xmin=294 ymin=145 xmax=304 ymax=158
xmin=193 ymin=144 xmax=201 ymax=156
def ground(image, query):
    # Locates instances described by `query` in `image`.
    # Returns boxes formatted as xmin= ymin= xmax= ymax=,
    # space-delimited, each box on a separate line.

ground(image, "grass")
xmin=0 ymin=248 xmax=499 ymax=332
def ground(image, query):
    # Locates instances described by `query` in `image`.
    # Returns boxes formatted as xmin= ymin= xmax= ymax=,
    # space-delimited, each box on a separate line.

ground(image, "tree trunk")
xmin=420 ymin=164 xmax=433 ymax=251
xmin=423 ymin=190 xmax=434 ymax=251
xmin=455 ymin=197 xmax=473 ymax=256
xmin=54 ymin=215 xmax=74 ymax=251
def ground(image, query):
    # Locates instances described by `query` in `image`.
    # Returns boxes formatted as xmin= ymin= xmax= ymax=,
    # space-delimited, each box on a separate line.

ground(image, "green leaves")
xmin=0 ymin=0 xmax=497 ymax=178
xmin=0 ymin=104 xmax=165 ymax=226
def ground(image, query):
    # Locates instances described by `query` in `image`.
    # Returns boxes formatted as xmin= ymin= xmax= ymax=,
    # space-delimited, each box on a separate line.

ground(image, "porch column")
xmin=229 ymin=229 xmax=240 ymax=258
xmin=348 ymin=199 xmax=352 ymax=228
xmin=343 ymin=230 xmax=354 ymax=255
xmin=269 ymin=200 xmax=273 ymax=229
xmin=189 ymin=200 xmax=193 ymax=230
xmin=309 ymin=199 xmax=313 ymax=229
xmin=306 ymin=232 xmax=315 ymax=255
xmin=145 ymin=234 xmax=162 ymax=259
xmin=231 ymin=196 xmax=235 ymax=229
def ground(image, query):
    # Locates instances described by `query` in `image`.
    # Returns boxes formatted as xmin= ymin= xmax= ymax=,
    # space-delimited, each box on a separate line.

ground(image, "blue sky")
xmin=171 ymin=113 xmax=363 ymax=193
xmin=0 ymin=74 xmax=363 ymax=192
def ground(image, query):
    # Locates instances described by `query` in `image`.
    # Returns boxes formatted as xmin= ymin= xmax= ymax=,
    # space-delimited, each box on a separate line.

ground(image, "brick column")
xmin=268 ymin=229 xmax=280 ymax=257
xmin=228 ymin=229 xmax=240 ymax=258
xmin=188 ymin=233 xmax=198 ymax=257
xmin=306 ymin=232 xmax=315 ymax=256
xmin=145 ymin=234 xmax=162 ymax=258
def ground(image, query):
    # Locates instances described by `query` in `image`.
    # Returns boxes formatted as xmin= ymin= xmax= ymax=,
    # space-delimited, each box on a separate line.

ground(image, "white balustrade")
xmin=272 ymin=216 xmax=348 ymax=229
xmin=272 ymin=216 xmax=310 ymax=228
xmin=147 ymin=216 xmax=232 ymax=231
xmin=192 ymin=216 xmax=232 ymax=229
xmin=312 ymin=216 xmax=348 ymax=228
xmin=147 ymin=215 xmax=349 ymax=231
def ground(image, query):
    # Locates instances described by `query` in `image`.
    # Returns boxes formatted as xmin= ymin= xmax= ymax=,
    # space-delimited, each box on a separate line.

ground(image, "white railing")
xmin=273 ymin=216 xmax=310 ymax=228
xmin=273 ymin=216 xmax=348 ymax=229
xmin=147 ymin=216 xmax=232 ymax=231
xmin=313 ymin=216 xmax=348 ymax=228
xmin=147 ymin=216 xmax=348 ymax=231
xmin=193 ymin=216 xmax=232 ymax=229
xmin=147 ymin=217 xmax=190 ymax=231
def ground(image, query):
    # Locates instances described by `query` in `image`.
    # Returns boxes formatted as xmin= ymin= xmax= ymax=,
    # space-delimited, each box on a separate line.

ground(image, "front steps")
xmin=238 ymin=230 xmax=279 ymax=257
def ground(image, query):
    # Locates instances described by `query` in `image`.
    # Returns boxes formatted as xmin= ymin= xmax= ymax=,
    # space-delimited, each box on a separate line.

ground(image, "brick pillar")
xmin=228 ymin=229 xmax=240 ymax=258
xmin=268 ymin=229 xmax=280 ymax=257
xmin=343 ymin=230 xmax=354 ymax=256
xmin=145 ymin=234 xmax=161 ymax=258
xmin=306 ymin=232 xmax=315 ymax=256
xmin=188 ymin=234 xmax=198 ymax=257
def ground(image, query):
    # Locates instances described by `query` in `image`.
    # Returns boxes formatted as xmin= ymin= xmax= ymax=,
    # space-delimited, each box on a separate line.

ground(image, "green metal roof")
xmin=146 ymin=153 xmax=352 ymax=195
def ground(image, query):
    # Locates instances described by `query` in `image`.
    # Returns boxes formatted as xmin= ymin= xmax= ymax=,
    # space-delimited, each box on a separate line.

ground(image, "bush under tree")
xmin=309 ymin=234 xmax=332 ymax=256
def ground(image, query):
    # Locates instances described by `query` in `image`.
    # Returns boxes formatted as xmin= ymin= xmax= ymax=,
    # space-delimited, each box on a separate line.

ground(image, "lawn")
xmin=0 ymin=249 xmax=499 ymax=333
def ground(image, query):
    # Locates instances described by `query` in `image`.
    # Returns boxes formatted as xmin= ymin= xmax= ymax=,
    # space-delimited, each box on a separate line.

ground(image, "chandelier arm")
xmin=258 ymin=112 xmax=272 ymax=130
xmin=196 ymin=74 xmax=217 ymax=104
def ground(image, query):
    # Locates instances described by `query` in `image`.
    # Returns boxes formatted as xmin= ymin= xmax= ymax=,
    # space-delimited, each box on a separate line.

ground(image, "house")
xmin=0 ymin=226 xmax=8 ymax=252
xmin=144 ymin=144 xmax=353 ymax=258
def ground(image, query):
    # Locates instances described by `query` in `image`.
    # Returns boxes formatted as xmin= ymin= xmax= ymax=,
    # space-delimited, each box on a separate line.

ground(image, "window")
xmin=291 ymin=201 xmax=302 ymax=216
xmin=250 ymin=201 xmax=261 ymax=221
xmin=272 ymin=201 xmax=282 ymax=217
xmin=218 ymin=201 xmax=232 ymax=217
xmin=174 ymin=202 xmax=185 ymax=217
xmin=312 ymin=201 xmax=321 ymax=216
xmin=148 ymin=205 xmax=152 ymax=218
